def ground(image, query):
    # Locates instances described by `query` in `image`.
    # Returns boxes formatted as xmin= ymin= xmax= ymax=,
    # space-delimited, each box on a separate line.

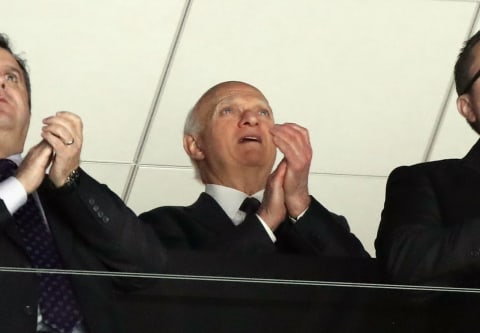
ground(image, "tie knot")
xmin=0 ymin=159 xmax=17 ymax=181
xmin=240 ymin=197 xmax=261 ymax=215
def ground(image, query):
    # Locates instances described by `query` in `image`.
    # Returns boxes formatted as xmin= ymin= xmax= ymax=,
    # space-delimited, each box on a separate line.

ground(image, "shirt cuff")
xmin=0 ymin=176 xmax=28 ymax=215
xmin=289 ymin=207 xmax=309 ymax=223
xmin=255 ymin=214 xmax=277 ymax=243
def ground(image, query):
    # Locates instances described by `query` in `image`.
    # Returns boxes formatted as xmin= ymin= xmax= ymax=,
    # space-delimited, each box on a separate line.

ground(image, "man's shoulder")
xmin=139 ymin=204 xmax=189 ymax=219
xmin=385 ymin=158 xmax=473 ymax=191
xmin=390 ymin=158 xmax=462 ymax=176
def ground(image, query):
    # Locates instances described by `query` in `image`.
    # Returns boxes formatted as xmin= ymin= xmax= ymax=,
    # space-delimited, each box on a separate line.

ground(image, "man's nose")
xmin=0 ymin=75 xmax=7 ymax=89
xmin=240 ymin=110 xmax=259 ymax=126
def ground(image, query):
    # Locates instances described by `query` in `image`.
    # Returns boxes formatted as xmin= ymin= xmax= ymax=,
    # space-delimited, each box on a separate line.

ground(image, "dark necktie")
xmin=239 ymin=197 xmax=261 ymax=216
xmin=0 ymin=159 xmax=82 ymax=333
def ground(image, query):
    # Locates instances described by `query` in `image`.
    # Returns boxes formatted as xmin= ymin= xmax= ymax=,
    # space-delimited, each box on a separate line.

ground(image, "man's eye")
xmin=259 ymin=109 xmax=270 ymax=116
xmin=5 ymin=73 xmax=18 ymax=83
xmin=221 ymin=108 xmax=232 ymax=114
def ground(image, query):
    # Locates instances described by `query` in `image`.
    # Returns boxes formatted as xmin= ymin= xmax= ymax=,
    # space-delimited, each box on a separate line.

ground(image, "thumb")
xmin=270 ymin=159 xmax=287 ymax=185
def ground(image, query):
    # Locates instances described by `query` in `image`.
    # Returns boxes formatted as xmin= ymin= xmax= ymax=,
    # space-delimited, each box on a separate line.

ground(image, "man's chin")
xmin=0 ymin=118 xmax=15 ymax=130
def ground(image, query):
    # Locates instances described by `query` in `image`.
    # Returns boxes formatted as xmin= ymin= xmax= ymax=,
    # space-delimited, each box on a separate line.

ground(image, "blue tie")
xmin=0 ymin=159 xmax=82 ymax=333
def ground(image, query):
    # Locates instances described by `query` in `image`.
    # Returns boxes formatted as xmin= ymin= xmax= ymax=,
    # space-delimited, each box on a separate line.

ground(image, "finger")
xmin=54 ymin=111 xmax=83 ymax=134
xmin=41 ymin=130 xmax=77 ymax=153
xmin=27 ymin=140 xmax=54 ymax=160
xmin=42 ymin=123 xmax=74 ymax=145
xmin=271 ymin=126 xmax=311 ymax=167
xmin=16 ymin=141 xmax=53 ymax=193
xmin=43 ymin=112 xmax=83 ymax=141
xmin=271 ymin=123 xmax=310 ymax=149
xmin=270 ymin=159 xmax=287 ymax=184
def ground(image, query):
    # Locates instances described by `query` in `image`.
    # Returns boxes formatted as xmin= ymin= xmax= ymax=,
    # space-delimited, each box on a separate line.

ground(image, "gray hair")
xmin=183 ymin=105 xmax=204 ymax=182
xmin=183 ymin=106 xmax=203 ymax=136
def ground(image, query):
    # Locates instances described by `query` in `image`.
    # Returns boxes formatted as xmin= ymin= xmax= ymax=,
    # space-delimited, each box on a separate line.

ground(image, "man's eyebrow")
xmin=2 ymin=65 xmax=23 ymax=76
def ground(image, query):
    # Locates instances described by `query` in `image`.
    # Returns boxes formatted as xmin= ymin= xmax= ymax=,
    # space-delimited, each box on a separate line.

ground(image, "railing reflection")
xmin=1 ymin=251 xmax=479 ymax=333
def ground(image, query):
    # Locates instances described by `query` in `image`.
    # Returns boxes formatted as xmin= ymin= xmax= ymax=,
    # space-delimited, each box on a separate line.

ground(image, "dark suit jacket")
xmin=140 ymin=193 xmax=368 ymax=258
xmin=0 ymin=168 xmax=165 ymax=333
xmin=376 ymin=139 xmax=480 ymax=287
xmin=375 ymin=139 xmax=480 ymax=332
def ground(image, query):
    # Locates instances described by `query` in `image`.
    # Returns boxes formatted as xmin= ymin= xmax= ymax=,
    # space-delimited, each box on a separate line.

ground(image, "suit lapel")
xmin=187 ymin=192 xmax=236 ymax=234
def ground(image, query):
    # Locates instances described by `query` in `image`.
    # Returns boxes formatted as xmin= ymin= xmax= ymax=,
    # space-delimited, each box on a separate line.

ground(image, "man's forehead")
xmin=194 ymin=82 xmax=271 ymax=119
xmin=208 ymin=84 xmax=268 ymax=105
xmin=0 ymin=49 xmax=22 ymax=73
xmin=215 ymin=90 xmax=268 ymax=104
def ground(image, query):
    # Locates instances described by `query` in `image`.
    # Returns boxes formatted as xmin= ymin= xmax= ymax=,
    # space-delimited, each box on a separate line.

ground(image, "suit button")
xmin=23 ymin=305 xmax=34 ymax=316
xmin=102 ymin=216 xmax=110 ymax=224
xmin=97 ymin=211 xmax=104 ymax=218
xmin=88 ymin=198 xmax=95 ymax=205
xmin=92 ymin=205 xmax=100 ymax=212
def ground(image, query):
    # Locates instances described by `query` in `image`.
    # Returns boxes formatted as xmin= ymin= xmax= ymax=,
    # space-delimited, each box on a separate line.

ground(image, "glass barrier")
xmin=1 ymin=252 xmax=478 ymax=333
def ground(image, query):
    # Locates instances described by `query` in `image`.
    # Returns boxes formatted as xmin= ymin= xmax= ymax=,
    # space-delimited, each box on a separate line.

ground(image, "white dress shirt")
xmin=205 ymin=184 xmax=277 ymax=242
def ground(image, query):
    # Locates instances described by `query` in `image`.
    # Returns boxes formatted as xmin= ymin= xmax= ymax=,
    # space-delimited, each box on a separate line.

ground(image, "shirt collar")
xmin=205 ymin=184 xmax=264 ymax=223
xmin=6 ymin=153 xmax=22 ymax=166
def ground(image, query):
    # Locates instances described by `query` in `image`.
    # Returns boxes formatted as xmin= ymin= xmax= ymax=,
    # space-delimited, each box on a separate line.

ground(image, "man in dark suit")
xmin=375 ymin=30 xmax=480 ymax=331
xmin=0 ymin=34 xmax=164 ymax=332
xmin=376 ymin=29 xmax=480 ymax=287
xmin=140 ymin=81 xmax=368 ymax=257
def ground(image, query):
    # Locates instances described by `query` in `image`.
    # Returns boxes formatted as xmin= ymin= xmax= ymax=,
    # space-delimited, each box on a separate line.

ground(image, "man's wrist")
xmin=52 ymin=168 xmax=80 ymax=190
xmin=287 ymin=195 xmax=311 ymax=218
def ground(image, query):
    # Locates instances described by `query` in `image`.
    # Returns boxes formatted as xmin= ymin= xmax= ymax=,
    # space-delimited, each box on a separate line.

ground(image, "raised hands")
xmin=16 ymin=141 xmax=53 ymax=194
xmin=258 ymin=123 xmax=313 ymax=230
xmin=257 ymin=160 xmax=287 ymax=231
xmin=41 ymin=111 xmax=83 ymax=187
xmin=16 ymin=112 xmax=83 ymax=193
xmin=271 ymin=123 xmax=312 ymax=217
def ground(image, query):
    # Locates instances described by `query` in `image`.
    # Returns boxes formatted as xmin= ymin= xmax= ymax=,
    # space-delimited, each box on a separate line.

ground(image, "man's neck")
xmin=204 ymin=167 xmax=269 ymax=195
xmin=0 ymin=148 xmax=22 ymax=159
xmin=0 ymin=131 xmax=24 ymax=159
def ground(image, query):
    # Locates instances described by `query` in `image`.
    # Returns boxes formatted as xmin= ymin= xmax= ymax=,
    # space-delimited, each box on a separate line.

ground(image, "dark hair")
xmin=454 ymin=30 xmax=480 ymax=96
xmin=453 ymin=31 xmax=480 ymax=134
xmin=0 ymin=33 xmax=31 ymax=109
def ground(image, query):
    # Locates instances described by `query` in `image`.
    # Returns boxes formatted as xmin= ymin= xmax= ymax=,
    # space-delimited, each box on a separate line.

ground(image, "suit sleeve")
xmin=376 ymin=166 xmax=480 ymax=286
xmin=41 ymin=168 xmax=166 ymax=274
xmin=276 ymin=196 xmax=370 ymax=258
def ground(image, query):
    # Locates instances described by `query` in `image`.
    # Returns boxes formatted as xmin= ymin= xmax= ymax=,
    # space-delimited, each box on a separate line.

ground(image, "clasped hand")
xmin=16 ymin=111 xmax=83 ymax=193
xmin=258 ymin=123 xmax=312 ymax=231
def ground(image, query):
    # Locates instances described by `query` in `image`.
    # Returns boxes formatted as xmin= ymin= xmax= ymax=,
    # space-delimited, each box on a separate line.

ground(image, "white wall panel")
xmin=80 ymin=162 xmax=132 ymax=197
xmin=127 ymin=167 xmax=204 ymax=214
xmin=3 ymin=0 xmax=186 ymax=162
xmin=141 ymin=1 xmax=475 ymax=178
xmin=309 ymin=173 xmax=387 ymax=257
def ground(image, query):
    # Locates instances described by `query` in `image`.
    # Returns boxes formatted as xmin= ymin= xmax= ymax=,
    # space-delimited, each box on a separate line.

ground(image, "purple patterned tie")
xmin=0 ymin=159 xmax=82 ymax=333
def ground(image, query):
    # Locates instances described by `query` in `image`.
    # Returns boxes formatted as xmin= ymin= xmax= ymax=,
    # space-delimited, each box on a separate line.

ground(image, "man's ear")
xmin=457 ymin=94 xmax=477 ymax=123
xmin=183 ymin=134 xmax=205 ymax=160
